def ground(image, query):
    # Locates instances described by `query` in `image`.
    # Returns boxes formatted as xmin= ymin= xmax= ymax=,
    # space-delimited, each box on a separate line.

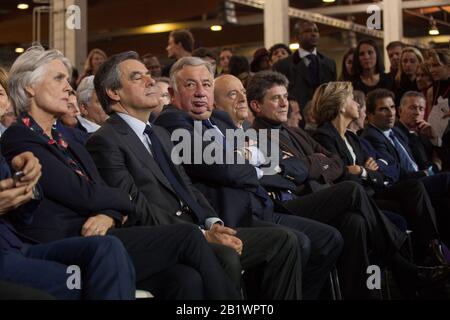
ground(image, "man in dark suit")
xmin=154 ymin=56 xmax=343 ymax=299
xmin=396 ymin=91 xmax=443 ymax=172
xmin=245 ymin=70 xmax=450 ymax=298
xmin=86 ymin=51 xmax=306 ymax=300
xmin=0 ymin=151 xmax=136 ymax=299
xmin=362 ymin=88 xmax=450 ymax=246
xmin=273 ymin=20 xmax=336 ymax=114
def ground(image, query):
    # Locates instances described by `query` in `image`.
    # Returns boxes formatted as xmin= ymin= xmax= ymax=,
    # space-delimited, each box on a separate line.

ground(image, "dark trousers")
xmin=109 ymin=223 xmax=241 ymax=300
xmin=255 ymin=212 xmax=343 ymax=300
xmin=2 ymin=236 xmax=135 ymax=300
xmin=210 ymin=226 xmax=303 ymax=300
xmin=420 ymin=173 xmax=450 ymax=245
xmin=375 ymin=179 xmax=440 ymax=262
xmin=282 ymin=181 xmax=406 ymax=299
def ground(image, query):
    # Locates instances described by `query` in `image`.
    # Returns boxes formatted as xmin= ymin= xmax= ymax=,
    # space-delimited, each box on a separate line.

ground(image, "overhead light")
xmin=322 ymin=0 xmax=336 ymax=3
xmin=289 ymin=43 xmax=299 ymax=50
xmin=17 ymin=3 xmax=29 ymax=10
xmin=210 ymin=25 xmax=222 ymax=31
xmin=15 ymin=47 xmax=25 ymax=53
xmin=429 ymin=17 xmax=440 ymax=36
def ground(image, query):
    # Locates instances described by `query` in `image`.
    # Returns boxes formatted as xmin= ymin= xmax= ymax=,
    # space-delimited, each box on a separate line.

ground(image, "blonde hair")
xmin=395 ymin=47 xmax=424 ymax=84
xmin=0 ymin=67 xmax=8 ymax=96
xmin=83 ymin=48 xmax=107 ymax=75
xmin=311 ymin=81 xmax=353 ymax=126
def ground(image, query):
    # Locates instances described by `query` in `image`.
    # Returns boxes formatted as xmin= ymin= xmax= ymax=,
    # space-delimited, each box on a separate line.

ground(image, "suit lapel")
xmin=109 ymin=114 xmax=174 ymax=192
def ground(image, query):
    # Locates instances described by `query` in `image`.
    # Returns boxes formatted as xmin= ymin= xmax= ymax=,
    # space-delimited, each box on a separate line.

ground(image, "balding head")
xmin=214 ymin=74 xmax=248 ymax=127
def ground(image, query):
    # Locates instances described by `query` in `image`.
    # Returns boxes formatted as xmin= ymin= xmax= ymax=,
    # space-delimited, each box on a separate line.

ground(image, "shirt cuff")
xmin=360 ymin=167 xmax=368 ymax=180
xmin=205 ymin=217 xmax=224 ymax=230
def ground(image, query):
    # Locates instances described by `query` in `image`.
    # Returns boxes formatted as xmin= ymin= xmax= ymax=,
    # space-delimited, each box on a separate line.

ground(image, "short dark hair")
xmin=228 ymin=56 xmax=250 ymax=76
xmin=386 ymin=41 xmax=404 ymax=51
xmin=366 ymin=88 xmax=395 ymax=114
xmin=170 ymin=29 xmax=195 ymax=53
xmin=192 ymin=47 xmax=217 ymax=62
xmin=268 ymin=43 xmax=291 ymax=59
xmin=94 ymin=51 xmax=140 ymax=113
xmin=294 ymin=20 xmax=316 ymax=36
xmin=352 ymin=39 xmax=384 ymax=77
xmin=247 ymin=70 xmax=289 ymax=104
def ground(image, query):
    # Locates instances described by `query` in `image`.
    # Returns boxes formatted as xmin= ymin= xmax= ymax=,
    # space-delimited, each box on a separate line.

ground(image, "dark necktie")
xmin=202 ymin=119 xmax=227 ymax=147
xmin=307 ymin=54 xmax=319 ymax=87
xmin=388 ymin=131 xmax=418 ymax=173
xmin=144 ymin=125 xmax=208 ymax=224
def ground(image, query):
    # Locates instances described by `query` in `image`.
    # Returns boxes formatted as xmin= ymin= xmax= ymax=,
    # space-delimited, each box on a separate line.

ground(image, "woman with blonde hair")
xmin=311 ymin=81 xmax=448 ymax=276
xmin=394 ymin=47 xmax=424 ymax=105
xmin=416 ymin=63 xmax=434 ymax=119
xmin=77 ymin=48 xmax=107 ymax=85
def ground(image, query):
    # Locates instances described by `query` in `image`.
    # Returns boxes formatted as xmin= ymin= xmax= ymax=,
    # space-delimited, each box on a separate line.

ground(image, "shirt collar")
xmin=298 ymin=47 xmax=317 ymax=59
xmin=76 ymin=115 xmax=101 ymax=133
xmin=117 ymin=112 xmax=151 ymax=138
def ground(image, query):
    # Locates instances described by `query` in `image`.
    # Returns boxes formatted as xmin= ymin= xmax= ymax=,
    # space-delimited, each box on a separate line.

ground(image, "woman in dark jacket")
xmin=311 ymin=81 xmax=447 ymax=266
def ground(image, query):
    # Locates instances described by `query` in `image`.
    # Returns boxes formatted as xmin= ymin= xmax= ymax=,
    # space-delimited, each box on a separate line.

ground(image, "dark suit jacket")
xmin=0 ymin=122 xmax=133 ymax=243
xmin=395 ymin=121 xmax=436 ymax=171
xmin=273 ymin=50 xmax=336 ymax=109
xmin=86 ymin=113 xmax=219 ymax=227
xmin=312 ymin=122 xmax=385 ymax=188
xmin=253 ymin=118 xmax=344 ymax=185
xmin=155 ymin=106 xmax=276 ymax=226
xmin=361 ymin=124 xmax=426 ymax=182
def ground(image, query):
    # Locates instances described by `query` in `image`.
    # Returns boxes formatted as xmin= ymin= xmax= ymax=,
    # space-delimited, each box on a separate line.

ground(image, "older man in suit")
xmin=85 ymin=51 xmax=307 ymax=300
xmin=273 ymin=20 xmax=336 ymax=116
xmin=154 ymin=56 xmax=343 ymax=299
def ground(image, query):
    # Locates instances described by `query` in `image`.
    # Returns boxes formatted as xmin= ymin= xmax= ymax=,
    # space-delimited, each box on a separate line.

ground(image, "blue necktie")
xmin=388 ymin=131 xmax=418 ymax=172
xmin=144 ymin=125 xmax=208 ymax=224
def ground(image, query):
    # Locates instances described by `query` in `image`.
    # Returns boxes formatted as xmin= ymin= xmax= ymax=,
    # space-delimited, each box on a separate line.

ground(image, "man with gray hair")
xmin=86 ymin=51 xmax=308 ymax=300
xmin=155 ymin=56 xmax=344 ymax=300
xmin=76 ymin=75 xmax=108 ymax=133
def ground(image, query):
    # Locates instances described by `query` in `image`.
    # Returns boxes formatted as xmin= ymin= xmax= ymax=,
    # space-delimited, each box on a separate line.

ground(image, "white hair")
xmin=8 ymin=45 xmax=71 ymax=114
xmin=76 ymin=75 xmax=95 ymax=106
xmin=169 ymin=56 xmax=215 ymax=92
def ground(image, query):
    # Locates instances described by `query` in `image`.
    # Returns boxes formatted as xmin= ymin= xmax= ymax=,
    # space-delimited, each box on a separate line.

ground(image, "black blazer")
xmin=0 ymin=122 xmax=133 ymax=243
xmin=273 ymin=50 xmax=336 ymax=109
xmin=395 ymin=122 xmax=436 ymax=171
xmin=312 ymin=122 xmax=385 ymax=188
xmin=86 ymin=113 xmax=219 ymax=227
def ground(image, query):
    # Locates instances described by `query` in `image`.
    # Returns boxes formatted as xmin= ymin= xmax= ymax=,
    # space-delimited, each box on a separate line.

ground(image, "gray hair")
xmin=8 ymin=45 xmax=71 ymax=114
xmin=399 ymin=91 xmax=426 ymax=109
xmin=169 ymin=56 xmax=215 ymax=92
xmin=76 ymin=75 xmax=95 ymax=106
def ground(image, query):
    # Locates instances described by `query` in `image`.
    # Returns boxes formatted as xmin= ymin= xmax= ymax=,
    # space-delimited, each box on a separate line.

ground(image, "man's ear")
xmin=168 ymin=86 xmax=175 ymax=98
xmin=249 ymin=100 xmax=261 ymax=114
xmin=106 ymin=88 xmax=120 ymax=103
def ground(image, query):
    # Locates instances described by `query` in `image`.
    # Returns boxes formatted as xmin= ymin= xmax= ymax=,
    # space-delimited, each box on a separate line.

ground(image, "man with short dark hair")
xmin=162 ymin=29 xmax=194 ymax=77
xmin=247 ymin=70 xmax=449 ymax=299
xmin=363 ymin=89 xmax=450 ymax=247
xmin=87 ymin=52 xmax=305 ymax=300
xmin=273 ymin=20 xmax=336 ymax=114
xmin=156 ymin=56 xmax=344 ymax=300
